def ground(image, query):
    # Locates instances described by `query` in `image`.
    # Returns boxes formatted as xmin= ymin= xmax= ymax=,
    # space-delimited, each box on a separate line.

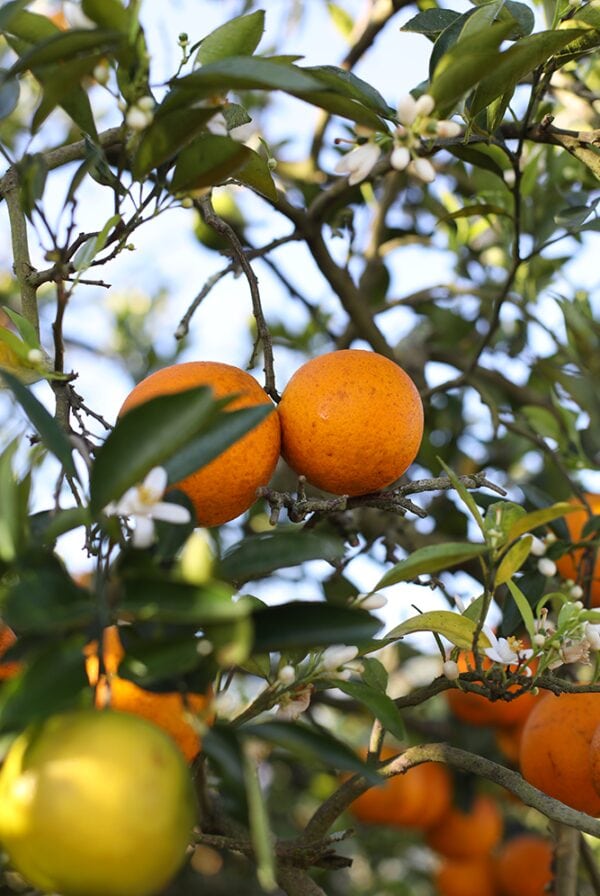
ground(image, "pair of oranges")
xmin=119 ymin=350 xmax=424 ymax=527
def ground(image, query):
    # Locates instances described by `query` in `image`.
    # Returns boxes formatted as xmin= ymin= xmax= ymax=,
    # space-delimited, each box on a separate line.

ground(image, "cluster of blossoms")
xmin=334 ymin=93 xmax=462 ymax=187
xmin=276 ymin=643 xmax=365 ymax=720
xmin=124 ymin=96 xmax=156 ymax=132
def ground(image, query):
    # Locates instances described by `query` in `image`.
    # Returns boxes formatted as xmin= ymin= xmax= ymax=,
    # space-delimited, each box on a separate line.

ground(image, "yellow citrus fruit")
xmin=555 ymin=493 xmax=600 ymax=606
xmin=119 ymin=361 xmax=280 ymax=526
xmin=277 ymin=350 xmax=423 ymax=496
xmin=493 ymin=834 xmax=554 ymax=896
xmin=425 ymin=794 xmax=503 ymax=859
xmin=0 ymin=709 xmax=196 ymax=896
xmin=519 ymin=691 xmax=600 ymax=815
xmin=435 ymin=857 xmax=496 ymax=896
xmin=85 ymin=626 xmax=212 ymax=762
xmin=349 ymin=748 xmax=452 ymax=829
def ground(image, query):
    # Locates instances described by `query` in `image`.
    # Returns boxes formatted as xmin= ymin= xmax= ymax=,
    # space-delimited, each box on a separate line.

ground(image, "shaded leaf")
xmin=133 ymin=107 xmax=215 ymax=179
xmin=304 ymin=65 xmax=394 ymax=117
xmin=171 ymin=134 xmax=251 ymax=193
xmin=0 ymin=69 xmax=19 ymax=119
xmin=29 ymin=507 xmax=90 ymax=545
xmin=375 ymin=542 xmax=488 ymax=590
xmin=251 ymin=602 xmax=381 ymax=652
xmin=2 ymin=556 xmax=93 ymax=633
xmin=243 ymin=748 xmax=276 ymax=892
xmin=196 ymin=10 xmax=265 ymax=65
xmin=81 ymin=0 xmax=129 ymax=31
xmin=447 ymin=145 xmax=507 ymax=180
xmin=118 ymin=577 xmax=244 ymax=625
xmin=170 ymin=57 xmax=323 ymax=97
xmin=402 ymin=9 xmax=461 ymax=38
xmin=385 ymin=610 xmax=491 ymax=650
xmin=219 ymin=530 xmax=345 ymax=584
xmin=289 ymin=88 xmax=389 ymax=130
xmin=440 ymin=203 xmax=511 ymax=221
xmin=0 ymin=371 xmax=77 ymax=479
xmin=333 ymin=679 xmax=406 ymax=741
xmin=8 ymin=28 xmax=124 ymax=75
xmin=233 ymin=148 xmax=278 ymax=202
xmin=244 ymin=720 xmax=380 ymax=779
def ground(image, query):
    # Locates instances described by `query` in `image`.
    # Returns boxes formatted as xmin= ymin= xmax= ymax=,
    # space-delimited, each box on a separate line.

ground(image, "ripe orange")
xmin=119 ymin=361 xmax=280 ymax=527
xmin=277 ymin=350 xmax=423 ymax=496
xmin=349 ymin=748 xmax=452 ymax=829
xmin=435 ymin=857 xmax=496 ymax=896
xmin=0 ymin=623 xmax=20 ymax=681
xmin=495 ymin=722 xmax=526 ymax=766
xmin=587 ymin=723 xmax=600 ymax=797
xmin=555 ymin=493 xmax=600 ymax=606
xmin=425 ymin=794 xmax=503 ymax=859
xmin=445 ymin=651 xmax=538 ymax=728
xmin=493 ymin=834 xmax=554 ymax=896
xmin=85 ymin=626 xmax=212 ymax=762
xmin=519 ymin=691 xmax=600 ymax=815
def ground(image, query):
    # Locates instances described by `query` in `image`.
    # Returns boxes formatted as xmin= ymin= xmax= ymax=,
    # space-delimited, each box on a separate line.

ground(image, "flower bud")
xmin=529 ymin=536 xmax=546 ymax=556
xmin=436 ymin=120 xmax=462 ymax=139
xmin=537 ymin=557 xmax=557 ymax=577
xmin=137 ymin=96 xmax=155 ymax=113
xmin=408 ymin=157 xmax=436 ymax=183
xmin=390 ymin=145 xmax=410 ymax=172
xmin=321 ymin=645 xmax=359 ymax=671
xmin=27 ymin=349 xmax=44 ymax=365
xmin=358 ymin=592 xmax=388 ymax=610
xmin=278 ymin=665 xmax=296 ymax=685
xmin=533 ymin=633 xmax=546 ymax=647
xmin=125 ymin=106 xmax=151 ymax=132
xmin=396 ymin=94 xmax=418 ymax=126
xmin=442 ymin=660 xmax=460 ymax=680
xmin=93 ymin=63 xmax=110 ymax=85
xmin=415 ymin=94 xmax=435 ymax=117
xmin=570 ymin=584 xmax=584 ymax=600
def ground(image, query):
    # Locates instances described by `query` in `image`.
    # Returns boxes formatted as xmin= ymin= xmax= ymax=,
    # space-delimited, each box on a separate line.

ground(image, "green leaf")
xmin=470 ymin=29 xmax=589 ymax=117
xmin=495 ymin=536 xmax=533 ymax=587
xmin=429 ymin=21 xmax=514 ymax=116
xmin=117 ymin=630 xmax=204 ymax=686
xmin=327 ymin=2 xmax=354 ymax=39
xmin=8 ymin=28 xmax=124 ymax=74
xmin=1 ymin=7 xmax=60 ymax=42
xmin=219 ymin=530 xmax=345 ymax=584
xmin=506 ymin=580 xmax=537 ymax=642
xmin=440 ymin=203 xmax=511 ymax=222
xmin=3 ymin=308 xmax=39 ymax=349
xmin=0 ymin=637 xmax=91 ymax=732
xmin=89 ymin=385 xmax=222 ymax=515
xmin=503 ymin=1 xmax=535 ymax=38
xmin=402 ymin=9 xmax=461 ymax=38
xmin=117 ymin=577 xmax=244 ymax=625
xmin=385 ymin=610 xmax=491 ymax=650
xmin=81 ymin=0 xmax=129 ymax=31
xmin=333 ymin=679 xmax=406 ymax=741
xmin=2 ymin=556 xmax=93 ymax=633
xmin=170 ymin=57 xmax=323 ymax=97
xmin=31 ymin=57 xmax=99 ymax=136
xmin=196 ymin=10 xmax=265 ymax=65
xmin=0 ymin=69 xmax=19 ymax=119
xmin=164 ymin=404 xmax=273 ymax=485
xmin=0 ymin=371 xmax=77 ymax=479
xmin=171 ymin=134 xmax=251 ymax=193
xmin=244 ymin=720 xmax=379 ymax=779
xmin=507 ymin=502 xmax=580 ymax=542
xmin=222 ymin=102 xmax=252 ymax=130
xmin=554 ymin=205 xmax=594 ymax=229
xmin=447 ymin=145 xmax=507 ymax=181
xmin=437 ymin=458 xmax=486 ymax=535
xmin=374 ymin=542 xmax=488 ymax=590
xmin=251 ymin=602 xmax=381 ymax=653
xmin=0 ymin=443 xmax=29 ymax=563
xmin=304 ymin=65 xmax=394 ymax=117
xmin=361 ymin=656 xmax=388 ymax=692
xmin=73 ymin=214 xmax=121 ymax=273
xmin=29 ymin=506 xmax=90 ymax=545
xmin=233 ymin=148 xmax=278 ymax=202
xmin=133 ymin=107 xmax=216 ymax=179
xmin=243 ymin=749 xmax=276 ymax=892
xmin=290 ymin=88 xmax=389 ymax=131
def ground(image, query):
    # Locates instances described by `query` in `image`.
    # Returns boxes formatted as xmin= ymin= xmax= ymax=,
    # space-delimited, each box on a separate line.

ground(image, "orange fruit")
xmin=119 ymin=361 xmax=280 ymax=527
xmin=587 ymin=723 xmax=600 ymax=797
xmin=426 ymin=794 xmax=503 ymax=859
xmin=0 ymin=623 xmax=20 ymax=681
xmin=493 ymin=834 xmax=554 ymax=896
xmin=495 ymin=722 xmax=526 ymax=766
xmin=445 ymin=651 xmax=538 ymax=728
xmin=435 ymin=857 xmax=496 ymax=896
xmin=349 ymin=748 xmax=452 ymax=829
xmin=519 ymin=691 xmax=600 ymax=815
xmin=555 ymin=493 xmax=600 ymax=606
xmin=85 ymin=626 xmax=212 ymax=763
xmin=277 ymin=350 xmax=423 ymax=496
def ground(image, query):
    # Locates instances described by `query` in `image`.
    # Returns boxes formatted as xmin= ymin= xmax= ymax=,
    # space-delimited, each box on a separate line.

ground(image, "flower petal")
xmin=132 ymin=516 xmax=155 ymax=549
xmin=150 ymin=502 xmax=192 ymax=525
xmin=144 ymin=466 xmax=168 ymax=499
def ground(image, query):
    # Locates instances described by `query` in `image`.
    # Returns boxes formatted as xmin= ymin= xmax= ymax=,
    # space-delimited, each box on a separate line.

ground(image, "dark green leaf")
xmin=470 ymin=29 xmax=589 ymax=116
xmin=89 ymin=385 xmax=224 ymax=515
xmin=361 ymin=656 xmax=388 ymax=692
xmin=402 ymin=9 xmax=461 ymax=38
xmin=8 ymin=27 xmax=124 ymax=74
xmin=170 ymin=57 xmax=323 ymax=97
xmin=16 ymin=153 xmax=47 ymax=215
xmin=0 ymin=69 xmax=19 ymax=119
xmin=219 ymin=530 xmax=345 ymax=584
xmin=503 ymin=1 xmax=535 ymax=37
xmin=429 ymin=8 xmax=478 ymax=79
xmin=118 ymin=577 xmax=243 ymax=625
xmin=1 ymin=7 xmax=60 ymax=42
xmin=554 ymin=205 xmax=593 ymax=228
xmin=165 ymin=404 xmax=273 ymax=485
xmin=196 ymin=10 xmax=265 ymax=65
xmin=250 ymin=602 xmax=381 ymax=652
xmin=289 ymin=88 xmax=388 ymax=131
xmin=2 ymin=557 xmax=93 ymax=633
xmin=29 ymin=507 xmax=90 ymax=545
xmin=31 ymin=58 xmax=99 ymax=136
xmin=0 ymin=371 xmax=77 ymax=479
xmin=0 ymin=638 xmax=91 ymax=732
xmin=203 ymin=725 xmax=248 ymax=816
xmin=171 ymin=134 xmax=251 ymax=193
xmin=0 ymin=443 xmax=29 ymax=563
xmin=243 ymin=748 xmax=276 ymax=892
xmin=222 ymin=103 xmax=252 ymax=130
xmin=117 ymin=631 xmax=203 ymax=686
xmin=440 ymin=203 xmax=511 ymax=222
xmin=447 ymin=145 xmax=507 ymax=180
xmin=133 ymin=107 xmax=215 ymax=179
xmin=244 ymin=720 xmax=380 ymax=779
xmin=333 ymin=679 xmax=406 ymax=741
xmin=375 ymin=542 xmax=489 ymax=589
xmin=233 ymin=148 xmax=278 ymax=202
xmin=429 ymin=22 xmax=514 ymax=116
xmin=304 ymin=65 xmax=394 ymax=117
xmin=81 ymin=0 xmax=129 ymax=31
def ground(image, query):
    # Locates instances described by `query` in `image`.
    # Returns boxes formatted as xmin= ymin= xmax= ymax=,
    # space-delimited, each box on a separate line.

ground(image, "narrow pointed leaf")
xmin=220 ymin=531 xmax=345 ymax=584
xmin=375 ymin=542 xmax=488 ymax=590
xmin=385 ymin=610 xmax=491 ymax=650
xmin=333 ymin=679 xmax=406 ymax=741
xmin=495 ymin=535 xmax=533 ymax=587
xmin=506 ymin=502 xmax=581 ymax=542
xmin=506 ymin=580 xmax=537 ymax=642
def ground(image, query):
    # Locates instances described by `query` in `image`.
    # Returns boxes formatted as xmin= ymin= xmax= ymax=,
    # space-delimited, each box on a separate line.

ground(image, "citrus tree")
xmin=0 ymin=1 xmax=600 ymax=894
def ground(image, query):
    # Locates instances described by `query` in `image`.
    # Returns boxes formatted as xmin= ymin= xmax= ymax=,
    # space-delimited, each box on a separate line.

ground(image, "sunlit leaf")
xmin=374 ymin=542 xmax=488 ymax=590
xmin=385 ymin=610 xmax=491 ymax=650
